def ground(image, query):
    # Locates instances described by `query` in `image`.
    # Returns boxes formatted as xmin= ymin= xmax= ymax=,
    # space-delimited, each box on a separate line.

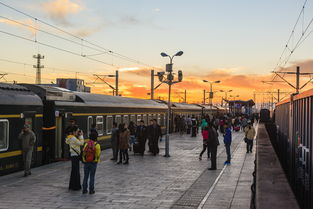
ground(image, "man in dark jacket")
xmin=135 ymin=120 xmax=147 ymax=156
xmin=207 ymin=123 xmax=219 ymax=170
xmin=147 ymin=119 xmax=162 ymax=156
xmin=110 ymin=122 xmax=119 ymax=161
xmin=223 ymin=123 xmax=232 ymax=165
xmin=18 ymin=125 xmax=36 ymax=177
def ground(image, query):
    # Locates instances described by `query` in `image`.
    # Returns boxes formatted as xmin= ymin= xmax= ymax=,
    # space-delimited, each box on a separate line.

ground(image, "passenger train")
xmin=0 ymin=83 xmax=225 ymax=175
xmin=275 ymin=89 xmax=313 ymax=209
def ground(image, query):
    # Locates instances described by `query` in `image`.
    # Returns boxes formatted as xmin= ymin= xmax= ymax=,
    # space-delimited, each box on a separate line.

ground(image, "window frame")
xmin=115 ymin=115 xmax=122 ymax=125
xmin=123 ymin=115 xmax=129 ymax=125
xmin=106 ymin=115 xmax=113 ymax=134
xmin=96 ymin=116 xmax=104 ymax=136
xmin=87 ymin=116 xmax=93 ymax=135
xmin=0 ymin=119 xmax=9 ymax=152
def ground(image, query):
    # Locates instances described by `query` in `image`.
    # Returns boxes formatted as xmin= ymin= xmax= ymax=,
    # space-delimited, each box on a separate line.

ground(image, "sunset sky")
xmin=0 ymin=0 xmax=313 ymax=104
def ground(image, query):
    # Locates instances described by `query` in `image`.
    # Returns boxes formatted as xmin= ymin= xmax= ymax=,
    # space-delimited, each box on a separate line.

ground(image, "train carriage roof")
xmin=171 ymin=102 xmax=203 ymax=110
xmin=0 ymin=83 xmax=42 ymax=106
xmin=73 ymin=92 xmax=168 ymax=109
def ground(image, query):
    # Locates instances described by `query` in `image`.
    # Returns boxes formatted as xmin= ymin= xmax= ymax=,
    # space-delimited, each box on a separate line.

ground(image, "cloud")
xmin=154 ymin=8 xmax=161 ymax=12
xmin=42 ymin=0 xmax=83 ymax=25
xmin=0 ymin=18 xmax=38 ymax=35
xmin=72 ymin=27 xmax=102 ymax=38
xmin=279 ymin=59 xmax=313 ymax=73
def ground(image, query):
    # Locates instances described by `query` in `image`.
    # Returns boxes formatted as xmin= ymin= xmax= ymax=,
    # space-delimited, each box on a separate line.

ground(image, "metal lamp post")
xmin=220 ymin=89 xmax=232 ymax=106
xmin=159 ymin=51 xmax=183 ymax=157
xmin=203 ymin=80 xmax=221 ymax=109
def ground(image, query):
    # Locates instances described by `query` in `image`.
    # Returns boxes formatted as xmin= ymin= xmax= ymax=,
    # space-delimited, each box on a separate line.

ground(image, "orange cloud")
xmin=0 ymin=18 xmax=38 ymax=35
xmin=42 ymin=0 xmax=82 ymax=25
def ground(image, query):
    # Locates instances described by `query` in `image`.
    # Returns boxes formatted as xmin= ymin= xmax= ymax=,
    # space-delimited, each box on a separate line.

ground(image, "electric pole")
xmin=115 ymin=70 xmax=119 ymax=96
xmin=151 ymin=70 xmax=154 ymax=100
xmin=33 ymin=54 xmax=44 ymax=84
xmin=184 ymin=89 xmax=187 ymax=103
xmin=273 ymin=66 xmax=313 ymax=94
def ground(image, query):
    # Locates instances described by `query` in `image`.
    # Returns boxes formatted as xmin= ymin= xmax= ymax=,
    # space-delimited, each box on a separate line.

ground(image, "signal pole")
xmin=33 ymin=54 xmax=44 ymax=84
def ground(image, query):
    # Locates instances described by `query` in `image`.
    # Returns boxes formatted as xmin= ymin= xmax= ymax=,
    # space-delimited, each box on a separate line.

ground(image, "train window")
xmin=160 ymin=114 xmax=164 ymax=126
xmin=123 ymin=115 xmax=129 ymax=125
xmin=137 ymin=115 xmax=142 ymax=124
xmin=148 ymin=114 xmax=153 ymax=122
xmin=143 ymin=114 xmax=147 ymax=125
xmin=157 ymin=114 xmax=161 ymax=125
xmin=0 ymin=120 xmax=9 ymax=151
xmin=96 ymin=116 xmax=104 ymax=136
xmin=106 ymin=116 xmax=113 ymax=134
xmin=115 ymin=115 xmax=121 ymax=125
xmin=87 ymin=116 xmax=93 ymax=135
xmin=130 ymin=115 xmax=136 ymax=123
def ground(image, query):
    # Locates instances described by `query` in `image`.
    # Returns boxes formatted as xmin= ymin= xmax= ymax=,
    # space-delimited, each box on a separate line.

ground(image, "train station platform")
xmin=0 ymin=130 xmax=255 ymax=209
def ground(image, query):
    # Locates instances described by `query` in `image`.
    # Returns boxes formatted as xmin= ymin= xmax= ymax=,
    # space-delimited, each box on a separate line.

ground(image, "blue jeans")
xmin=225 ymin=144 xmax=231 ymax=162
xmin=130 ymin=135 xmax=136 ymax=145
xmin=83 ymin=162 xmax=97 ymax=192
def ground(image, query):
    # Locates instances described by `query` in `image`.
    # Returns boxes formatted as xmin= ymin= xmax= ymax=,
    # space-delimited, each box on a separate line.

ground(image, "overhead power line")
xmin=0 ymin=1 xmax=156 ymax=69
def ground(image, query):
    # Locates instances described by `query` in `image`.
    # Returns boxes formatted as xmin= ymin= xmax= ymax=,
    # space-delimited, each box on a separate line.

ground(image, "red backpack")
xmin=84 ymin=141 xmax=96 ymax=162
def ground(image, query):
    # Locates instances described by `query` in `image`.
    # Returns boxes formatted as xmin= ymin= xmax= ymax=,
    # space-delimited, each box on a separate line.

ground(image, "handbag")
xmin=244 ymin=137 xmax=248 ymax=143
xmin=71 ymin=147 xmax=83 ymax=161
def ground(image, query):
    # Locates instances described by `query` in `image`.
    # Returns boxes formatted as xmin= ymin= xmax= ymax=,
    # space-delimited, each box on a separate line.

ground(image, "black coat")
xmin=147 ymin=124 xmax=162 ymax=140
xmin=208 ymin=127 xmax=219 ymax=146
xmin=135 ymin=125 xmax=147 ymax=139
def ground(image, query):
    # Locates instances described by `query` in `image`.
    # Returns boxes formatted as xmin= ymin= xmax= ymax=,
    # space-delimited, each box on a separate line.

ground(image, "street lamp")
xmin=159 ymin=51 xmax=183 ymax=157
xmin=203 ymin=80 xmax=221 ymax=108
xmin=220 ymin=89 xmax=232 ymax=106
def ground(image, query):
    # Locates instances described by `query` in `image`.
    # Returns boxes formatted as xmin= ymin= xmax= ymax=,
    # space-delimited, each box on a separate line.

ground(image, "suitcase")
xmin=133 ymin=143 xmax=144 ymax=155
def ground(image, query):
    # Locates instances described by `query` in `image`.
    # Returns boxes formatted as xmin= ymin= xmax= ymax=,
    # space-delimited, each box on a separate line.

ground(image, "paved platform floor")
xmin=0 ymin=130 xmax=255 ymax=209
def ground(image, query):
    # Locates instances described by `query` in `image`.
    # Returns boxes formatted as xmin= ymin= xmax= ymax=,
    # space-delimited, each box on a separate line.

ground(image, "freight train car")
xmin=0 ymin=83 xmax=43 ymax=175
xmin=275 ymin=89 xmax=313 ymax=209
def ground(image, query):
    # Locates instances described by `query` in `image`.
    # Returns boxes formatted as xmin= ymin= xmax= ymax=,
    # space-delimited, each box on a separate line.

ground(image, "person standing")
xmin=135 ymin=120 xmax=147 ymax=156
xmin=117 ymin=123 xmax=130 ymax=164
xmin=244 ymin=122 xmax=256 ymax=153
xmin=147 ymin=119 xmax=162 ymax=156
xmin=65 ymin=126 xmax=84 ymax=190
xmin=110 ymin=122 xmax=119 ymax=161
xmin=186 ymin=116 xmax=192 ymax=134
xmin=18 ymin=124 xmax=36 ymax=177
xmin=191 ymin=115 xmax=197 ymax=137
xmin=128 ymin=121 xmax=136 ymax=151
xmin=208 ymin=123 xmax=219 ymax=170
xmin=82 ymin=132 xmax=101 ymax=194
xmin=199 ymin=124 xmax=209 ymax=160
xmin=223 ymin=123 xmax=232 ymax=165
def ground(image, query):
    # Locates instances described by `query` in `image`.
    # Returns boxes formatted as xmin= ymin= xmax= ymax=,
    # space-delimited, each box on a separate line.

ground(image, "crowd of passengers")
xmin=18 ymin=113 xmax=257 ymax=194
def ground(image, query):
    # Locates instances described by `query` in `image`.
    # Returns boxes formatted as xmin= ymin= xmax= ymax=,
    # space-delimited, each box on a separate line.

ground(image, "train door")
xmin=87 ymin=116 xmax=93 ymax=137
xmin=22 ymin=111 xmax=37 ymax=166
xmin=55 ymin=116 xmax=63 ymax=159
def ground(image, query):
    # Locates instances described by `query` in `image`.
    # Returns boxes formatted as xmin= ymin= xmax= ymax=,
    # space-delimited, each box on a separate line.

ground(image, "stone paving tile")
xmin=201 ymin=134 xmax=256 ymax=209
xmin=0 ymin=130 xmax=253 ymax=209
xmin=0 ymin=133 xmax=216 ymax=209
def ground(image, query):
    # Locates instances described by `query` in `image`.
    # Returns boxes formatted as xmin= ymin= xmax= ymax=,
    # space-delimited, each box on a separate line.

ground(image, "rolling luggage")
xmin=133 ymin=142 xmax=144 ymax=155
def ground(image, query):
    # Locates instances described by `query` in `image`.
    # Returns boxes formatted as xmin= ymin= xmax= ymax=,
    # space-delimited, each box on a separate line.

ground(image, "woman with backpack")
xmin=65 ymin=126 xmax=84 ymax=191
xmin=117 ymin=123 xmax=130 ymax=164
xmin=82 ymin=132 xmax=101 ymax=194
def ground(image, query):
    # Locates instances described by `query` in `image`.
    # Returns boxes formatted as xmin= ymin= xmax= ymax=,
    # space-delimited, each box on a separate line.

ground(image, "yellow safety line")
xmin=0 ymin=146 xmax=43 ymax=158
xmin=0 ymin=114 xmax=20 ymax=118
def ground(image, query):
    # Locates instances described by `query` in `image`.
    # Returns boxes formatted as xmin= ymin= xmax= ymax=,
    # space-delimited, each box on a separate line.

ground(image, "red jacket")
xmin=202 ymin=130 xmax=209 ymax=141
